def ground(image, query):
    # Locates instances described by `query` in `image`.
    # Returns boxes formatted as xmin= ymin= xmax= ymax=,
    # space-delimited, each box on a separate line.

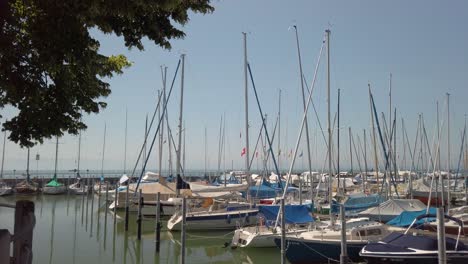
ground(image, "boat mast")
xmin=159 ymin=66 xmax=167 ymax=178
xmin=124 ymin=107 xmax=128 ymax=175
xmin=217 ymin=115 xmax=223 ymax=176
xmin=1 ymin=127 xmax=6 ymax=179
xmin=293 ymin=25 xmax=313 ymax=196
xmin=27 ymin=147 xmax=31 ymax=182
xmin=369 ymin=84 xmax=379 ymax=186
xmin=363 ymin=129 xmax=368 ymax=193
xmin=243 ymin=32 xmax=251 ymax=188
xmin=101 ymin=123 xmax=106 ymax=180
xmin=349 ymin=127 xmax=353 ymax=176
xmin=326 ymin=29 xmax=333 ymax=224
xmin=446 ymin=93 xmax=451 ymax=211
xmin=176 ymin=54 xmax=185 ymax=196
xmin=278 ymin=89 xmax=281 ymax=175
xmin=337 ymin=89 xmax=341 ymax=195
xmin=204 ymin=126 xmax=207 ymax=178
xmin=53 ymin=136 xmax=59 ymax=180
xmin=142 ymin=114 xmax=148 ymax=174
xmin=77 ymin=128 xmax=81 ymax=178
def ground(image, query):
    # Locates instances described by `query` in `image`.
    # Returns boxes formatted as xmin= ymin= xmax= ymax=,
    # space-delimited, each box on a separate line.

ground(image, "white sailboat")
xmin=69 ymin=127 xmax=88 ymax=195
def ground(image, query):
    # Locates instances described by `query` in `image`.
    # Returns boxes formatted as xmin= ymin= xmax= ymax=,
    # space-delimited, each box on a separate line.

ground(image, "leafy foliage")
xmin=0 ymin=0 xmax=214 ymax=147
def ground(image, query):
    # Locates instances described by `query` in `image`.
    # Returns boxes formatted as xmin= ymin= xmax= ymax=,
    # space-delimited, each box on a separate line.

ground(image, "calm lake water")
xmin=0 ymin=194 xmax=281 ymax=264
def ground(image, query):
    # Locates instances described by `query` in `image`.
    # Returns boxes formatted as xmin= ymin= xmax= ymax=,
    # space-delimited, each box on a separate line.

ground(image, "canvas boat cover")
xmin=332 ymin=193 xmax=384 ymax=214
xmin=46 ymin=178 xmax=63 ymax=187
xmin=258 ymin=204 xmax=314 ymax=225
xmin=358 ymin=199 xmax=427 ymax=221
xmin=387 ymin=207 xmax=437 ymax=227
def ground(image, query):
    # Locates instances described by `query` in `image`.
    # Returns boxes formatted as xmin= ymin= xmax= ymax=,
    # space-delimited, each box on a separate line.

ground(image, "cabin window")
xmin=358 ymin=228 xmax=381 ymax=236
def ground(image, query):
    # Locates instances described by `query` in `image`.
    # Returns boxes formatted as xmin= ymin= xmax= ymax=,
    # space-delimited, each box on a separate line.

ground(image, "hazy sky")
xmin=2 ymin=0 xmax=468 ymax=174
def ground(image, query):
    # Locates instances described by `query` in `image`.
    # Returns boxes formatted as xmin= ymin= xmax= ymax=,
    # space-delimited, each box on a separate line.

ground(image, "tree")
xmin=0 ymin=0 xmax=214 ymax=147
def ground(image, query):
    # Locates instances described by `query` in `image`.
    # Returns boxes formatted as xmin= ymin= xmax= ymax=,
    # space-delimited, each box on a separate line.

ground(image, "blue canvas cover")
xmin=258 ymin=204 xmax=314 ymax=224
xmin=245 ymin=179 xmax=297 ymax=199
xmin=387 ymin=207 xmax=437 ymax=227
xmin=331 ymin=193 xmax=384 ymax=213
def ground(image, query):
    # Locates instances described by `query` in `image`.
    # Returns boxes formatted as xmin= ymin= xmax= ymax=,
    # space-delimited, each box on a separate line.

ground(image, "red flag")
xmin=255 ymin=151 xmax=258 ymax=158
xmin=241 ymin=147 xmax=246 ymax=156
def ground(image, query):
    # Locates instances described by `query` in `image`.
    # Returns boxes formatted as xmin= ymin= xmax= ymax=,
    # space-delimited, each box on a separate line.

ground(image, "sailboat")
xmin=15 ymin=147 xmax=38 ymax=194
xmin=0 ymin=128 xmax=12 ymax=196
xmin=93 ymin=124 xmax=114 ymax=194
xmin=69 ymin=129 xmax=88 ymax=195
xmin=43 ymin=137 xmax=67 ymax=194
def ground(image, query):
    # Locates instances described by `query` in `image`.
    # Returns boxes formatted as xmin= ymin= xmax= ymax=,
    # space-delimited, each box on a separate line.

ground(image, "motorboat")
xmin=360 ymin=213 xmax=468 ymax=264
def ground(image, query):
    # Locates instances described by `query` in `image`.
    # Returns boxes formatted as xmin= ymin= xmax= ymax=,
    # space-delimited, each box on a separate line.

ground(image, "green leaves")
xmin=0 ymin=0 xmax=214 ymax=147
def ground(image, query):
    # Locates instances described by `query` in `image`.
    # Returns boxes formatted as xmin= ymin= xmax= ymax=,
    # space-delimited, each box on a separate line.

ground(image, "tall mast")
xmin=53 ymin=136 xmax=59 ymax=179
xmin=124 ymin=108 xmax=128 ymax=175
xmin=349 ymin=127 xmax=353 ymax=175
xmin=278 ymin=89 xmax=281 ymax=174
xmin=437 ymin=102 xmax=440 ymax=175
xmin=326 ymin=29 xmax=333 ymax=224
xmin=243 ymin=32 xmax=251 ymax=187
xmin=77 ymin=128 xmax=82 ymax=178
xmin=446 ymin=93 xmax=451 ymax=211
xmin=183 ymin=121 xmax=186 ymax=177
xmin=369 ymin=84 xmax=379 ymax=185
xmin=363 ymin=129 xmax=368 ymax=193
xmin=294 ymin=25 xmax=313 ymax=189
xmin=159 ymin=66 xmax=167 ymax=177
xmin=176 ymin=54 xmax=185 ymax=178
xmin=27 ymin=147 xmax=30 ymax=181
xmin=142 ymin=114 xmax=148 ymax=173
xmin=1 ymin=127 xmax=6 ymax=179
xmin=157 ymin=90 xmax=161 ymax=174
xmin=337 ymin=89 xmax=341 ymax=194
xmin=101 ymin=123 xmax=106 ymax=179
xmin=204 ymin=126 xmax=207 ymax=177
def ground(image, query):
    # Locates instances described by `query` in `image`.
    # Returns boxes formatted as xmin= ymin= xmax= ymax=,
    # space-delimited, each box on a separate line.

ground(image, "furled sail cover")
xmin=258 ymin=204 xmax=314 ymax=225
xmin=387 ymin=207 xmax=436 ymax=227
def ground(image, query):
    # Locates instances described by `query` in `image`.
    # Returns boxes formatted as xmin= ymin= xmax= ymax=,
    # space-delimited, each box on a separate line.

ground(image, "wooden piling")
xmin=340 ymin=204 xmax=348 ymax=264
xmin=113 ymin=184 xmax=118 ymax=225
xmin=437 ymin=207 xmax=447 ymax=264
xmin=0 ymin=230 xmax=11 ymax=264
xmin=280 ymin=198 xmax=285 ymax=264
xmin=105 ymin=182 xmax=109 ymax=220
xmin=180 ymin=197 xmax=186 ymax=264
xmin=155 ymin=192 xmax=161 ymax=253
xmin=137 ymin=189 xmax=143 ymax=240
xmin=124 ymin=183 xmax=129 ymax=231
xmin=13 ymin=200 xmax=35 ymax=264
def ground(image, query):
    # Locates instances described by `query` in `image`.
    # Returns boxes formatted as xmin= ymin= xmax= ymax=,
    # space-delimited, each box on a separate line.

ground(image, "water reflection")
xmin=0 ymin=194 xmax=281 ymax=264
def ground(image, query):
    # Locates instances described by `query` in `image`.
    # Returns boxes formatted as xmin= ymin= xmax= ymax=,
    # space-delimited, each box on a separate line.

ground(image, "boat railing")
xmin=0 ymin=200 xmax=35 ymax=264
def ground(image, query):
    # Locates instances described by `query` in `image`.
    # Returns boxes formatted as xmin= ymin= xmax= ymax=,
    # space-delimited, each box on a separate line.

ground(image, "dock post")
xmin=113 ymin=184 xmax=118 ymax=225
xmin=155 ymin=192 xmax=161 ymax=253
xmin=105 ymin=182 xmax=109 ymax=219
xmin=13 ymin=200 xmax=35 ymax=264
xmin=137 ymin=189 xmax=143 ymax=240
xmin=0 ymin=230 xmax=11 ymax=264
xmin=124 ymin=183 xmax=129 ymax=231
xmin=180 ymin=197 xmax=186 ymax=264
xmin=437 ymin=207 xmax=447 ymax=264
xmin=280 ymin=198 xmax=286 ymax=264
xmin=98 ymin=181 xmax=102 ymax=207
xmin=340 ymin=204 xmax=348 ymax=264
xmin=67 ymin=175 xmax=71 ymax=192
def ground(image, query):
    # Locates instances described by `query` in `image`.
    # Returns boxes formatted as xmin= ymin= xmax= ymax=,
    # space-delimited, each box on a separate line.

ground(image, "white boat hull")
xmin=232 ymin=226 xmax=307 ymax=248
xmin=0 ymin=187 xmax=13 ymax=196
xmin=43 ymin=185 xmax=67 ymax=195
xmin=167 ymin=209 xmax=258 ymax=231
